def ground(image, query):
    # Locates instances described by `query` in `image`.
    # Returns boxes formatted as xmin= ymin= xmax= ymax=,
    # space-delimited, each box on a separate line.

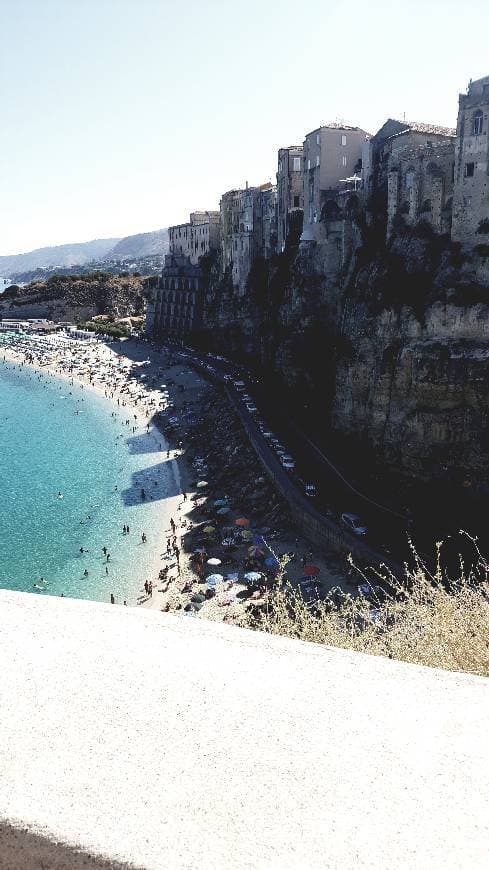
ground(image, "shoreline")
xmin=0 ymin=337 xmax=194 ymax=609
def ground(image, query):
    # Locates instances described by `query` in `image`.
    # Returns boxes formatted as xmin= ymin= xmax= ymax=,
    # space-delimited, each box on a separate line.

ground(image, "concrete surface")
xmin=0 ymin=589 xmax=487 ymax=870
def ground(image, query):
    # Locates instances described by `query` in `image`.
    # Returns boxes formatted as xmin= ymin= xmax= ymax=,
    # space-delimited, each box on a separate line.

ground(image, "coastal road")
xmin=156 ymin=341 xmax=405 ymax=579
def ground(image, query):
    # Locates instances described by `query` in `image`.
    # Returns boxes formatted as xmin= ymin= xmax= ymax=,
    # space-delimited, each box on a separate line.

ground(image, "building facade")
xmin=168 ymin=211 xmax=220 ymax=266
xmin=386 ymin=140 xmax=455 ymax=236
xmin=301 ymin=124 xmax=369 ymax=242
xmin=277 ymin=146 xmax=303 ymax=251
xmin=451 ymin=76 xmax=489 ymax=246
xmin=220 ymin=182 xmax=276 ymax=295
xmin=147 ymin=254 xmax=205 ymax=339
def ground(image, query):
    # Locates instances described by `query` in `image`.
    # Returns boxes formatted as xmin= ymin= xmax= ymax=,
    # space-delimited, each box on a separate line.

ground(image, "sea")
xmin=0 ymin=351 xmax=179 ymax=604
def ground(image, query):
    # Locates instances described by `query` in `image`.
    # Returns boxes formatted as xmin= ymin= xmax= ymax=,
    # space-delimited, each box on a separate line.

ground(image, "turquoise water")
xmin=0 ymin=355 xmax=179 ymax=603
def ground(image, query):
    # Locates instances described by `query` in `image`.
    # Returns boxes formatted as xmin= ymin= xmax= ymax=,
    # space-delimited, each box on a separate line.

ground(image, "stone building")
xmin=146 ymin=253 xmax=205 ymax=339
xmin=362 ymin=120 xmax=456 ymax=236
xmin=386 ymin=140 xmax=455 ymax=236
xmin=452 ymin=75 xmax=489 ymax=247
xmin=301 ymin=124 xmax=369 ymax=242
xmin=220 ymin=182 xmax=276 ymax=295
xmin=168 ymin=211 xmax=220 ymax=266
xmin=276 ymin=146 xmax=303 ymax=251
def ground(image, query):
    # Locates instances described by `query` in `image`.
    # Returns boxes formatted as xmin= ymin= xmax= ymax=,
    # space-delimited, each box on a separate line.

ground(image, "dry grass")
xmin=245 ymin=537 xmax=489 ymax=677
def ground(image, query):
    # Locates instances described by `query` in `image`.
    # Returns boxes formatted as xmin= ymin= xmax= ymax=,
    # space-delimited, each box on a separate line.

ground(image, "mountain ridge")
xmin=0 ymin=229 xmax=168 ymax=277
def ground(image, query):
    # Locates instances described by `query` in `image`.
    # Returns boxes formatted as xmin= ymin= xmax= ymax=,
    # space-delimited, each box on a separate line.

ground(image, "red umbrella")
xmin=303 ymin=565 xmax=320 ymax=576
xmin=235 ymin=518 xmax=250 ymax=527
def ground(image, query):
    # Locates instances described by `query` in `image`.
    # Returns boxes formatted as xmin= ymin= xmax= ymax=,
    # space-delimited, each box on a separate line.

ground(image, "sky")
xmin=0 ymin=0 xmax=488 ymax=255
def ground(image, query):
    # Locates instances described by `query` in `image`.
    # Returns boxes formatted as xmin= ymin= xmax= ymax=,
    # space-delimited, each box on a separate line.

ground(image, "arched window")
xmin=473 ymin=110 xmax=483 ymax=136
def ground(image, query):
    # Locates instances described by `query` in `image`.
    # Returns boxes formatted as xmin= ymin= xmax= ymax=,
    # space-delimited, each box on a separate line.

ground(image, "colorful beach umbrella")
xmin=203 ymin=525 xmax=216 ymax=534
xmin=235 ymin=517 xmax=250 ymax=527
xmin=248 ymin=546 xmax=264 ymax=558
xmin=197 ymin=480 xmax=208 ymax=488
xmin=207 ymin=557 xmax=222 ymax=566
xmin=240 ymin=529 xmax=253 ymax=540
xmin=213 ymin=498 xmax=229 ymax=507
xmin=303 ymin=565 xmax=320 ymax=576
xmin=216 ymin=507 xmax=230 ymax=515
xmin=264 ymin=556 xmax=279 ymax=568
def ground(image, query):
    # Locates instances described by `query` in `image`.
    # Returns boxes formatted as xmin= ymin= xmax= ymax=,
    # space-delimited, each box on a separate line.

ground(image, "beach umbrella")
xmin=244 ymin=571 xmax=262 ymax=583
xmin=248 ymin=546 xmax=264 ymax=558
xmin=206 ymin=573 xmax=224 ymax=586
xmin=203 ymin=525 xmax=216 ymax=534
xmin=240 ymin=529 xmax=253 ymax=540
xmin=235 ymin=517 xmax=250 ymax=527
xmin=213 ymin=498 xmax=229 ymax=507
xmin=264 ymin=556 xmax=279 ymax=568
xmin=216 ymin=507 xmax=230 ymax=516
xmin=197 ymin=480 xmax=208 ymax=488
xmin=190 ymin=593 xmax=205 ymax=604
xmin=303 ymin=565 xmax=320 ymax=576
xmin=207 ymin=557 xmax=222 ymax=566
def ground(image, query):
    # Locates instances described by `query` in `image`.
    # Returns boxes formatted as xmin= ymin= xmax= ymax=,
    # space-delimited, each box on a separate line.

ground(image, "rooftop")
xmin=0 ymin=590 xmax=487 ymax=869
xmin=389 ymin=120 xmax=456 ymax=139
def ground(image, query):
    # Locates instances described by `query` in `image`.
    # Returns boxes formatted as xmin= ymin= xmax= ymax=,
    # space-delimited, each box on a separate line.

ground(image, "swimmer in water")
xmin=57 ymin=491 xmax=63 ymax=499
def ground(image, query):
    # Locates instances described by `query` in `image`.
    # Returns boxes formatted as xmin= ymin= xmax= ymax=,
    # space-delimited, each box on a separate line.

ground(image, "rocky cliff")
xmin=197 ymin=209 xmax=489 ymax=491
xmin=0 ymin=273 xmax=146 ymax=323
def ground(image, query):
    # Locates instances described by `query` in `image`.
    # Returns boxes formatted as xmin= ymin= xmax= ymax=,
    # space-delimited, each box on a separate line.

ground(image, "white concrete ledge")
xmin=0 ymin=590 xmax=487 ymax=869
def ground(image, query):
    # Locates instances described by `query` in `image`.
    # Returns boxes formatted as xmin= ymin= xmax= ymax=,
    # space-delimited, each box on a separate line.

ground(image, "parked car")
xmin=341 ymin=513 xmax=368 ymax=536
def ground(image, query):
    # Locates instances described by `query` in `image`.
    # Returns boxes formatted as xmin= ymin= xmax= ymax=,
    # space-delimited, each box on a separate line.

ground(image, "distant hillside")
xmin=106 ymin=229 xmax=169 ymax=261
xmin=0 ymin=239 xmax=120 ymax=277
xmin=0 ymin=228 xmax=169 ymax=277
xmin=0 ymin=271 xmax=148 ymax=324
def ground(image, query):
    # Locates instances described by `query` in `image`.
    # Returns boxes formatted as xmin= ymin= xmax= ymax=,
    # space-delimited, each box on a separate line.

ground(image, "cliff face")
xmin=199 ymin=210 xmax=489 ymax=488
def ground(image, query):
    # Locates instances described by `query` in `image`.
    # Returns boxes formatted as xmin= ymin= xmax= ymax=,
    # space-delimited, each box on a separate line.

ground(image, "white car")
xmin=341 ymin=513 xmax=368 ymax=536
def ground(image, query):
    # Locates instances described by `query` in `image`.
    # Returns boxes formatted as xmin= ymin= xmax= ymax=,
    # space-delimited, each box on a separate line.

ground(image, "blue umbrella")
xmin=244 ymin=571 xmax=262 ymax=583
xmin=206 ymin=573 xmax=224 ymax=586
xmin=264 ymin=556 xmax=279 ymax=568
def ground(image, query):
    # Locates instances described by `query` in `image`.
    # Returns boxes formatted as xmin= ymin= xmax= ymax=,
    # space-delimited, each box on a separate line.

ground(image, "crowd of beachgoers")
xmin=0 ymin=331 xmax=348 ymax=622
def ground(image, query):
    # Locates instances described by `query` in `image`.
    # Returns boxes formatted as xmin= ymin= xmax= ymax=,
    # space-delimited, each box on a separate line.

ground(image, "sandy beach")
xmin=1 ymin=333 xmax=349 ymax=623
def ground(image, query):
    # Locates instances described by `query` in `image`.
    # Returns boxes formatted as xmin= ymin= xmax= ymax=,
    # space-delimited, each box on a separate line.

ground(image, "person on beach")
xmin=83 ymin=569 xmax=89 ymax=577
xmin=110 ymin=593 xmax=115 ymax=604
xmin=102 ymin=546 xmax=107 ymax=556
xmin=182 ymin=491 xmax=187 ymax=502
xmin=106 ymin=553 xmax=111 ymax=562
xmin=144 ymin=579 xmax=149 ymax=595
xmin=141 ymin=488 xmax=146 ymax=500
xmin=170 ymin=518 xmax=176 ymax=535
xmin=142 ymin=532 xmax=147 ymax=543
xmin=166 ymin=538 xmax=172 ymax=554
xmin=105 ymin=566 xmax=109 ymax=575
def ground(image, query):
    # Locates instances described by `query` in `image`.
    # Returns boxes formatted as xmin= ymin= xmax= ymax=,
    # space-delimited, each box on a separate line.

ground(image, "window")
xmin=405 ymin=171 xmax=414 ymax=190
xmin=465 ymin=162 xmax=475 ymax=178
xmin=341 ymin=134 xmax=347 ymax=146
xmin=473 ymin=110 xmax=483 ymax=136
xmin=293 ymin=195 xmax=300 ymax=207
xmin=293 ymin=156 xmax=301 ymax=171
xmin=342 ymin=155 xmax=347 ymax=167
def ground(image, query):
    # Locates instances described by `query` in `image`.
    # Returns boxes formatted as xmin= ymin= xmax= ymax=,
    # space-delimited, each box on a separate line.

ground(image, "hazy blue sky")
xmin=0 ymin=0 xmax=487 ymax=254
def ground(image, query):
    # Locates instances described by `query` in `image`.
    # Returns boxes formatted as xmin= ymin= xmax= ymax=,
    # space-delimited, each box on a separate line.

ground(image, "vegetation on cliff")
xmin=0 ymin=271 xmax=147 ymax=321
